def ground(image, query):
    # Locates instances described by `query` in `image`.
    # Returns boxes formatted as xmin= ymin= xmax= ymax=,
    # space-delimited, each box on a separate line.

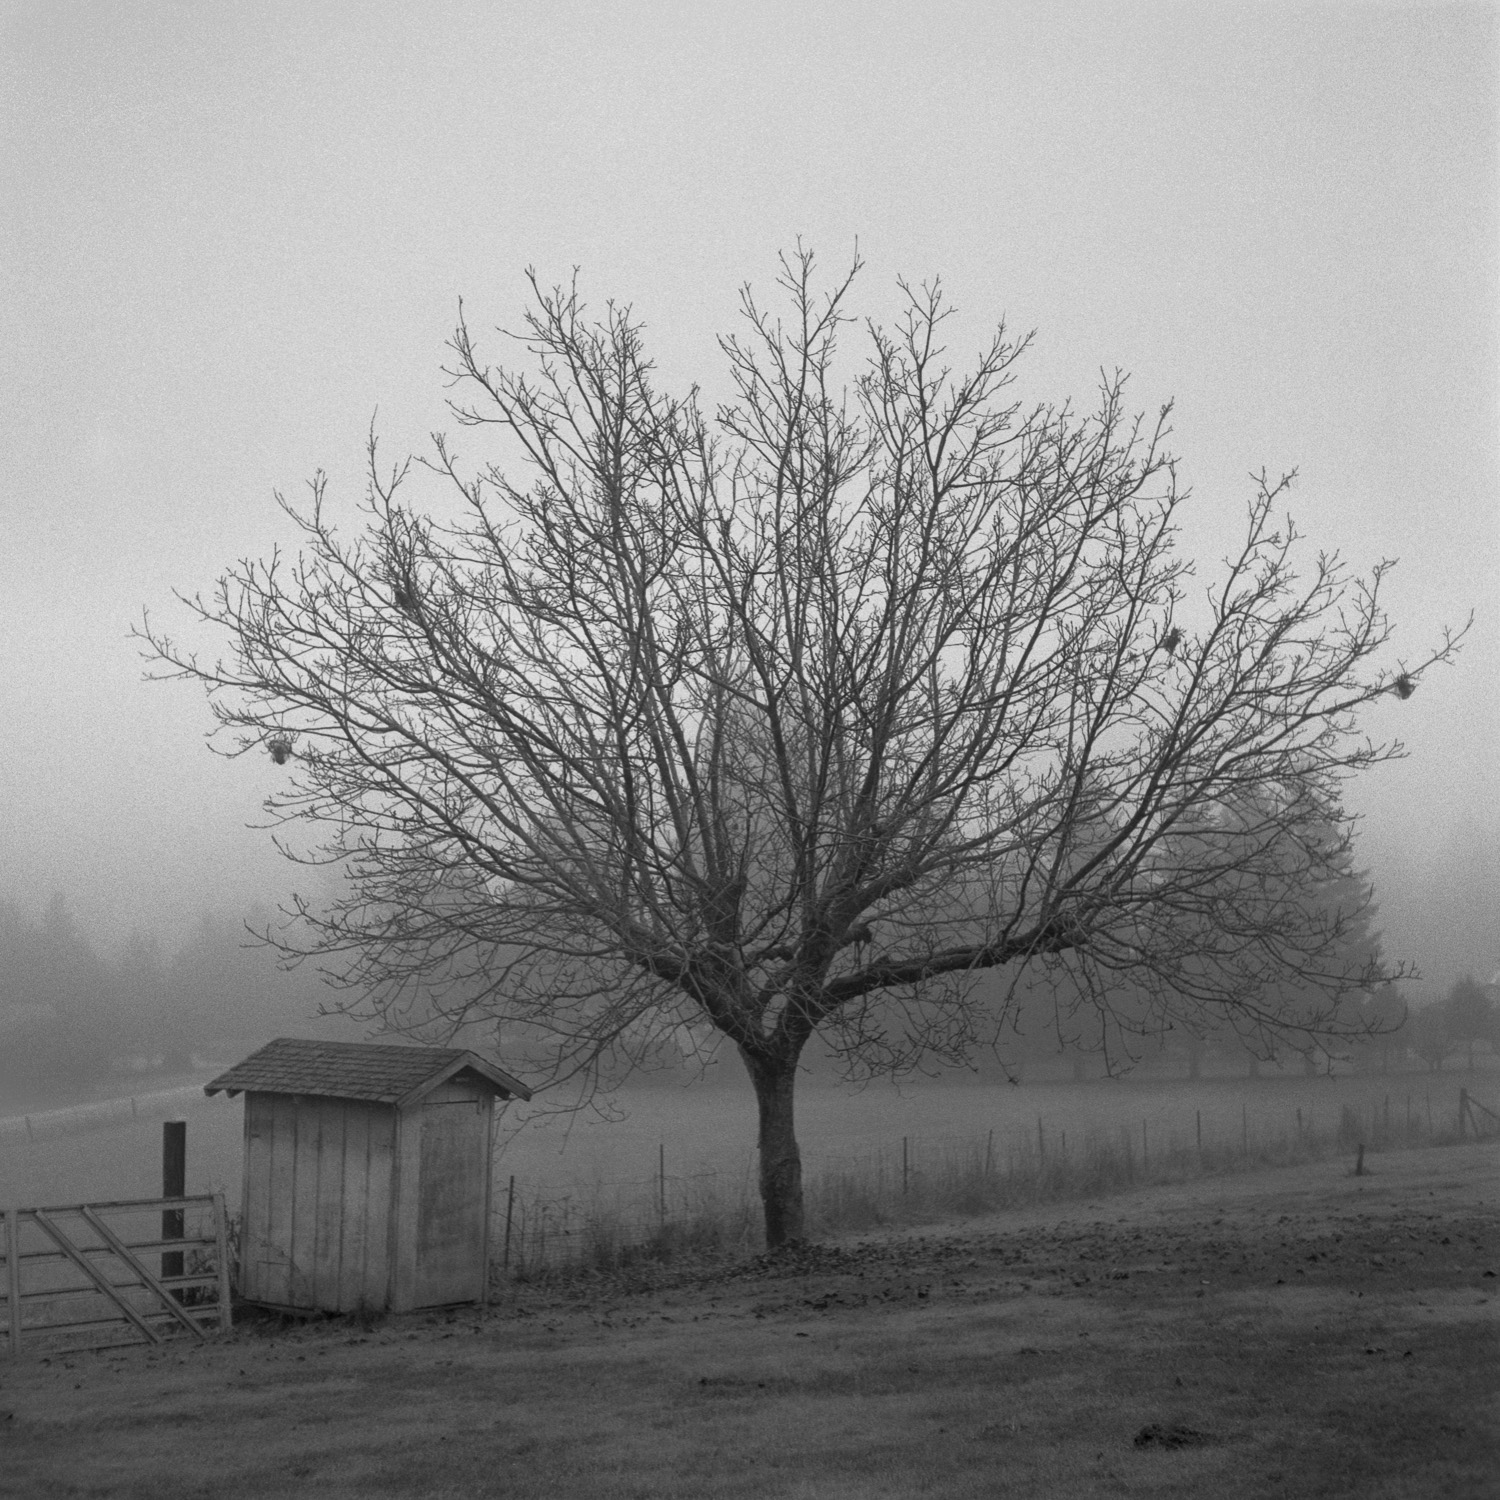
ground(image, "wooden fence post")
xmin=502 ymin=1175 xmax=515 ymax=1273
xmin=213 ymin=1191 xmax=233 ymax=1333
xmin=6 ymin=1209 xmax=20 ymax=1356
xmin=162 ymin=1121 xmax=186 ymax=1294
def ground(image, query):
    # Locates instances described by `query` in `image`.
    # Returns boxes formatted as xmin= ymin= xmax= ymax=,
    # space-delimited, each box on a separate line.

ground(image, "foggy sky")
xmin=2 ymin=2 xmax=1496 ymax=993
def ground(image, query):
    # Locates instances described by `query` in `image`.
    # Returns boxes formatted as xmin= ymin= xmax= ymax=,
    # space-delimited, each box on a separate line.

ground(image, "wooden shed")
xmin=205 ymin=1038 xmax=531 ymax=1314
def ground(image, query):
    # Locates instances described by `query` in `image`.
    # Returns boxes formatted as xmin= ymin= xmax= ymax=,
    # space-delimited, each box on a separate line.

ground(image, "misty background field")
xmin=4 ymin=1056 xmax=1490 ymax=1271
xmin=2 ymin=884 xmax=1495 ymax=1270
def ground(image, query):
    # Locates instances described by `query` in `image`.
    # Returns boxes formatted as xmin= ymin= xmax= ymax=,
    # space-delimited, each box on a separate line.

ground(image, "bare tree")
xmin=140 ymin=250 xmax=1462 ymax=1247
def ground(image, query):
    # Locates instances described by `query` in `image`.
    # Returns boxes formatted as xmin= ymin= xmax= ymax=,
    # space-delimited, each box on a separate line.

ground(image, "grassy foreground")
xmin=2 ymin=1143 xmax=1496 ymax=1499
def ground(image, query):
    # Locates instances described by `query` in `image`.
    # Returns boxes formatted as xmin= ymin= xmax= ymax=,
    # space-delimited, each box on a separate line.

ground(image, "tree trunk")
xmin=741 ymin=1049 xmax=805 ymax=1249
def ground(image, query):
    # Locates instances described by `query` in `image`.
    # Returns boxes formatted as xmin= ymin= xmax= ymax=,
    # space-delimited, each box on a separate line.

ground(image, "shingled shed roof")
xmin=204 ymin=1037 xmax=532 ymax=1106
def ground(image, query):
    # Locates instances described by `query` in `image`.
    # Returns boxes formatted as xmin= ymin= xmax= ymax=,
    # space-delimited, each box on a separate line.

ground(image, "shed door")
xmin=414 ymin=1098 xmax=488 ymax=1307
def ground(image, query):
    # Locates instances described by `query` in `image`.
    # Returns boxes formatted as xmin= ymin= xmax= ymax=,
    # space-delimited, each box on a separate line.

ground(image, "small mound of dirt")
xmin=1133 ymin=1422 xmax=1214 ymax=1450
xmin=743 ymin=1240 xmax=869 ymax=1277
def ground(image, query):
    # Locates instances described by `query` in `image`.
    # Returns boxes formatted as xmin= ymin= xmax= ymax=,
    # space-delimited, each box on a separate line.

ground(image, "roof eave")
xmin=395 ymin=1052 xmax=533 ymax=1107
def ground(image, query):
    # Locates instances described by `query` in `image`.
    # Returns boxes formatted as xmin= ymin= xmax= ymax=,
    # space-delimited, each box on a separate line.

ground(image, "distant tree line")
xmin=631 ymin=948 xmax=1498 ymax=1086
xmin=1396 ymin=975 xmax=1499 ymax=1075
xmin=625 ymin=817 xmax=1498 ymax=1084
xmin=814 ymin=971 xmax=1495 ymax=1082
xmin=583 ymin=964 xmax=1498 ymax=1088
xmin=0 ymin=893 xmax=340 ymax=1094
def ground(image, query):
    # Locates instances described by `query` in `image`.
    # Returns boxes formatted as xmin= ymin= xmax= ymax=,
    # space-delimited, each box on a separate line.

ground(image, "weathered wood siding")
xmin=390 ymin=1081 xmax=492 ymax=1311
xmin=239 ymin=1094 xmax=396 ymax=1311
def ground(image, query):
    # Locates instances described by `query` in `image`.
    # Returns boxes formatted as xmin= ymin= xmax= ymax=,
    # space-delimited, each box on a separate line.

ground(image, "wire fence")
xmin=488 ymin=1082 xmax=1499 ymax=1284
xmin=0 ymin=1085 xmax=206 ymax=1145
xmin=4 ymin=1077 xmax=1494 ymax=1294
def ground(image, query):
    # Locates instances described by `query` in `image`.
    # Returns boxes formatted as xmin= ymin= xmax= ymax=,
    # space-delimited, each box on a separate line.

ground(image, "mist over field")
xmin=2 ymin=1033 xmax=1492 ymax=1235
xmin=2 ymin=3 xmax=1496 ymax=980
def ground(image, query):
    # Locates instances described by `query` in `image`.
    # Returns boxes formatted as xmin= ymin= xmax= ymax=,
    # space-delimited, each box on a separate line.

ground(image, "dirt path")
xmin=2 ymin=1143 xmax=1496 ymax=1499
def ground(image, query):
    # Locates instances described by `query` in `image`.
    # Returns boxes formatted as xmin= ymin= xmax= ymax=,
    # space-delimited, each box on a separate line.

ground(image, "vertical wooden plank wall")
xmin=288 ymin=1095 xmax=321 ymax=1307
xmin=364 ymin=1106 xmax=395 ymax=1310
xmin=335 ymin=1102 xmax=370 ymax=1313
xmin=237 ymin=1094 xmax=402 ymax=1313
xmin=406 ymin=1082 xmax=492 ymax=1310
xmin=264 ymin=1094 xmax=298 ymax=1306
xmin=233 ymin=1080 xmax=495 ymax=1314
xmin=481 ymin=1104 xmax=496 ymax=1305
xmin=390 ymin=1100 xmax=419 ymax=1312
xmin=240 ymin=1093 xmax=279 ymax=1305
xmin=311 ymin=1097 xmax=346 ymax=1309
xmin=238 ymin=1088 xmax=255 ymax=1297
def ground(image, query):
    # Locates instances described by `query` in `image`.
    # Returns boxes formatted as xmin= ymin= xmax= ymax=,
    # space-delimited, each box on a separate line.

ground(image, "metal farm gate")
xmin=1 ymin=1193 xmax=232 ymax=1354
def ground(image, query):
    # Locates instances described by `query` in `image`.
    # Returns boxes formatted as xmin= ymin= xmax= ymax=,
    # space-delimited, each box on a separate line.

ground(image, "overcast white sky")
xmin=2 ymin=1 xmax=1495 ymax=994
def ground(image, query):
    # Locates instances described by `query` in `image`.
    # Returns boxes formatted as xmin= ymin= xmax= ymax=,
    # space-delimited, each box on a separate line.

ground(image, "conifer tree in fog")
xmin=141 ymin=250 xmax=1462 ymax=1246
xmin=1441 ymin=975 xmax=1496 ymax=1072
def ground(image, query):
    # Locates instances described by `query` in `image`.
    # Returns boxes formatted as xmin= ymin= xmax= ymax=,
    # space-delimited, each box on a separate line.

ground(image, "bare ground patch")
xmin=1 ymin=1144 xmax=1495 ymax=1499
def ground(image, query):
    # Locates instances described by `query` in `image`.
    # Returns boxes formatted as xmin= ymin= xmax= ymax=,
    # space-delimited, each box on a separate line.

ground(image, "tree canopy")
xmin=141 ymin=250 xmax=1461 ymax=1245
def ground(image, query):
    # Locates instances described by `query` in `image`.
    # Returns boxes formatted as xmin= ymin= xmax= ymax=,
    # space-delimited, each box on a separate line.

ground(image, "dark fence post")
xmin=162 ymin=1120 xmax=186 ymax=1295
xmin=502 ymin=1175 xmax=515 ymax=1273
xmin=6 ymin=1209 xmax=21 ymax=1355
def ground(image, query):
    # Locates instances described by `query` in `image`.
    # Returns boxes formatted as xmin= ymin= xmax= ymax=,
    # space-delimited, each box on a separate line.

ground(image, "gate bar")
xmin=79 ymin=1206 xmax=204 ymax=1339
xmin=30 ymin=1210 xmax=163 ymax=1345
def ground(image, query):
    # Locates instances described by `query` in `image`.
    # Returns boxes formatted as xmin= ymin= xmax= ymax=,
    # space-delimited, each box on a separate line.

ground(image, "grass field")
xmin=1 ymin=1141 xmax=1494 ymax=1498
